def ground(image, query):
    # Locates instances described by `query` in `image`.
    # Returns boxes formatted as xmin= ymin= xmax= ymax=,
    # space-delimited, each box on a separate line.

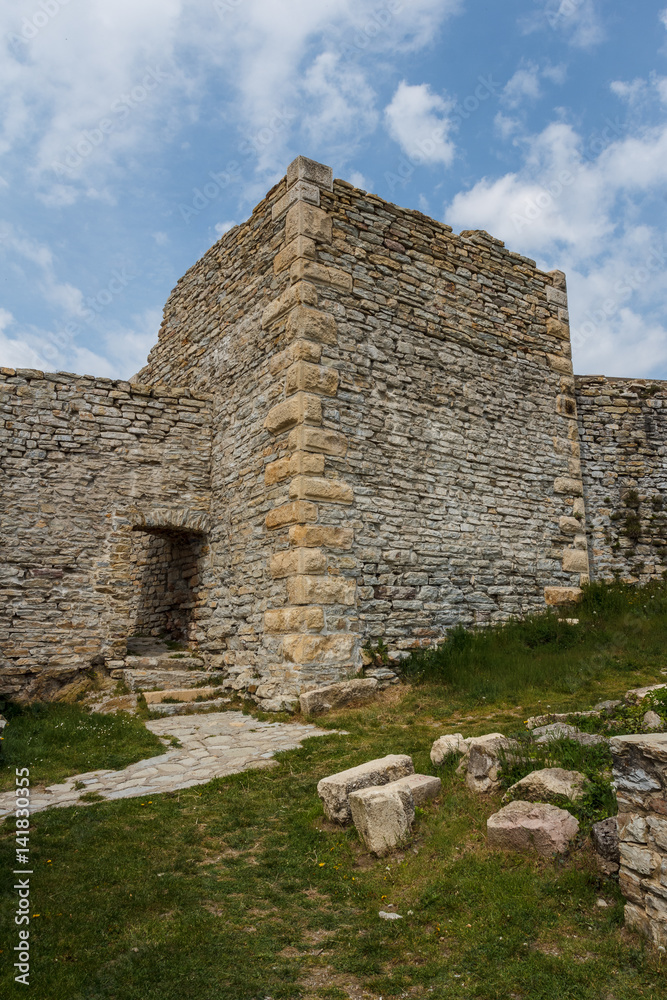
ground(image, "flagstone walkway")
xmin=0 ymin=711 xmax=335 ymax=819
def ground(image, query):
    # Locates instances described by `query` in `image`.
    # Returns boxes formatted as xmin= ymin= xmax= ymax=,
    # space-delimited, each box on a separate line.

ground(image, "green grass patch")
xmin=398 ymin=578 xmax=667 ymax=706
xmin=0 ymin=704 xmax=166 ymax=791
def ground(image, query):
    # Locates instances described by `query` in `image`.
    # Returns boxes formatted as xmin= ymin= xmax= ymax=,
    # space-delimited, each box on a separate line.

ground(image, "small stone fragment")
xmin=349 ymin=784 xmax=415 ymax=856
xmin=503 ymin=767 xmax=588 ymax=805
xmin=487 ymin=800 xmax=579 ymax=856
xmin=643 ymin=710 xmax=663 ymax=731
xmin=430 ymin=733 xmax=468 ymax=765
xmin=595 ymin=700 xmax=622 ymax=714
xmin=379 ymin=911 xmax=403 ymax=920
xmin=317 ymin=754 xmax=414 ymax=824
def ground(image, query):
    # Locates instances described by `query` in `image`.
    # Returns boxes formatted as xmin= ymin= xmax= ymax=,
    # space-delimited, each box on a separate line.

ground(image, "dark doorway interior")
xmin=128 ymin=527 xmax=206 ymax=645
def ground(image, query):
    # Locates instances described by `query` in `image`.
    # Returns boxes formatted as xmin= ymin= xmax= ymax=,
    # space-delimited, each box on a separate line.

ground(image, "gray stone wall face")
xmin=611 ymin=733 xmax=667 ymax=949
xmin=0 ymin=370 xmax=211 ymax=698
xmin=576 ymin=376 xmax=667 ymax=584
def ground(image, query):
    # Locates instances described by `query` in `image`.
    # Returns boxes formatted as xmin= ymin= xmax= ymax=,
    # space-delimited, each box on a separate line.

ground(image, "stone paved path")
xmin=0 ymin=712 xmax=334 ymax=819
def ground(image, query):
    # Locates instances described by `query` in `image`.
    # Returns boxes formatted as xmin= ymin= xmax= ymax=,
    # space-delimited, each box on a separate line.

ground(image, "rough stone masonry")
xmin=1 ymin=156 xmax=665 ymax=708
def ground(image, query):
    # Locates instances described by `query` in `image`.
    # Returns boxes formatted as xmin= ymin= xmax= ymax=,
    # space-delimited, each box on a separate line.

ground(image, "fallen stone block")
xmin=503 ymin=767 xmax=588 ymax=805
xmin=317 ymin=754 xmax=414 ymax=824
xmin=349 ymin=784 xmax=415 ymax=856
xmin=591 ymin=816 xmax=620 ymax=875
xmin=487 ymin=800 xmax=579 ymax=856
xmin=464 ymin=735 xmax=519 ymax=795
xmin=532 ymin=723 xmax=607 ymax=747
xmin=300 ymin=678 xmax=379 ymax=715
xmin=625 ymin=684 xmax=667 ymax=706
xmin=525 ymin=710 xmax=599 ymax=730
xmin=430 ymin=733 xmax=469 ymax=765
xmin=390 ymin=773 xmax=441 ymax=806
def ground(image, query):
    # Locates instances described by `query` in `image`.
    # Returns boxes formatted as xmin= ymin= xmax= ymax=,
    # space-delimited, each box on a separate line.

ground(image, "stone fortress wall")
xmin=1 ymin=156 xmax=665 ymax=708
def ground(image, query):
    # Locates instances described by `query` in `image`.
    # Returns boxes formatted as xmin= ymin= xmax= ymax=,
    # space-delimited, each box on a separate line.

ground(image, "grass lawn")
xmin=0 ymin=703 xmax=167 ymax=792
xmin=1 ymin=581 xmax=667 ymax=998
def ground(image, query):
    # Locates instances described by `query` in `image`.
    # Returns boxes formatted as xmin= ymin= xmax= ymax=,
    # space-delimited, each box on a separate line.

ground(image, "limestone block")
xmin=285 ymin=361 xmax=339 ymax=397
xmin=532 ymin=723 xmax=607 ymax=747
xmin=647 ymin=816 xmax=667 ymax=850
xmin=547 ymin=353 xmax=573 ymax=375
xmin=286 ymin=202 xmax=333 ymax=244
xmin=549 ymin=269 xmax=567 ymax=290
xmin=264 ymin=456 xmax=291 ymax=485
xmin=644 ymin=710 xmax=663 ymax=731
xmin=287 ymin=575 xmax=356 ymax=606
xmin=300 ymin=677 xmax=378 ymax=715
xmin=265 ymin=501 xmax=318 ymax=530
xmin=288 ymin=424 xmax=348 ymax=455
xmin=264 ymin=393 xmax=322 ymax=434
xmin=553 ymin=476 xmax=584 ymax=495
xmin=559 ymin=516 xmax=582 ymax=534
xmin=618 ymin=813 xmax=648 ymax=843
xmin=286 ymin=306 xmax=338 ymax=345
xmin=547 ymin=286 xmax=568 ymax=307
xmin=317 ymin=753 xmax=414 ymax=824
xmin=544 ymin=586 xmax=582 ymax=606
xmin=562 ymin=548 xmax=589 ymax=573
xmin=620 ymin=843 xmax=660 ymax=876
xmin=349 ymin=784 xmax=415 ymax=856
xmin=290 ymin=259 xmax=353 ymax=291
xmin=624 ymin=684 xmax=667 ymax=705
xmin=264 ymin=606 xmax=325 ymax=634
xmin=391 ymin=773 xmax=441 ymax=806
xmin=503 ymin=767 xmax=588 ymax=804
xmin=270 ymin=338 xmax=322 ymax=374
xmin=271 ymin=180 xmax=321 ymax=221
xmin=556 ymin=395 xmax=577 ymax=419
xmin=261 ymin=281 xmax=318 ymax=328
xmin=289 ymin=475 xmax=354 ymax=504
xmin=269 ymin=547 xmax=327 ymax=578
xmin=274 ymin=236 xmax=317 ymax=274
xmin=287 ymin=155 xmax=334 ymax=191
xmin=547 ymin=317 xmax=570 ymax=340
xmin=487 ymin=801 xmax=579 ymax=856
xmin=283 ymin=633 xmax=357 ymax=665
xmin=143 ymin=686 xmax=219 ymax=705
xmin=465 ymin=736 xmax=518 ymax=795
xmin=289 ymin=525 xmax=354 ymax=549
xmin=430 ymin=733 xmax=469 ymax=765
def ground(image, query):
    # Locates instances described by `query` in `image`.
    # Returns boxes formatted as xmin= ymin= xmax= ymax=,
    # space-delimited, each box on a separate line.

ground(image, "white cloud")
xmin=0 ymin=222 xmax=86 ymax=318
xmin=661 ymin=8 xmax=667 ymax=29
xmin=494 ymin=113 xmax=521 ymax=140
xmin=445 ymin=118 xmax=667 ymax=378
xmin=610 ymin=78 xmax=648 ymax=104
xmin=385 ymin=81 xmax=456 ymax=166
xmin=502 ymin=63 xmax=542 ymax=108
xmin=348 ymin=171 xmax=367 ymax=190
xmin=300 ymin=52 xmax=378 ymax=150
xmin=214 ymin=220 xmax=237 ymax=237
xmin=521 ymin=0 xmax=605 ymax=49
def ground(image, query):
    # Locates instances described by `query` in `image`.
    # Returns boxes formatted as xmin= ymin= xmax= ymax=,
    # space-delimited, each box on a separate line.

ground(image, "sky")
xmin=1 ymin=0 xmax=666 ymax=380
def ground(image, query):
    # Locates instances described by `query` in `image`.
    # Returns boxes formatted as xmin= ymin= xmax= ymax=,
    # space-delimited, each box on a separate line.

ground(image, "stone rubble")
xmin=463 ymin=735 xmax=519 ymax=795
xmin=430 ymin=733 xmax=469 ymax=765
xmin=591 ymin=817 xmax=620 ymax=876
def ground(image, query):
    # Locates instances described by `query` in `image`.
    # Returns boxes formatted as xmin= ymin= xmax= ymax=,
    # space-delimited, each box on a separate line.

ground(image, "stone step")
xmin=144 ymin=686 xmax=222 ymax=705
xmin=111 ymin=669 xmax=212 ymax=691
xmin=147 ymin=697 xmax=232 ymax=716
xmin=124 ymin=655 xmax=206 ymax=671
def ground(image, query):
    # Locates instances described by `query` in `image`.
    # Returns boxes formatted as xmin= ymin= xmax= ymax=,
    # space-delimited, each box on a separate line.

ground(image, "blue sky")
xmin=1 ymin=0 xmax=666 ymax=379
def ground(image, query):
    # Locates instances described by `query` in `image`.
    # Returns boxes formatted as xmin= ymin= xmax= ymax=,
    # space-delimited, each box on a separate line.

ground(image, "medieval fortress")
xmin=1 ymin=157 xmax=666 ymax=709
